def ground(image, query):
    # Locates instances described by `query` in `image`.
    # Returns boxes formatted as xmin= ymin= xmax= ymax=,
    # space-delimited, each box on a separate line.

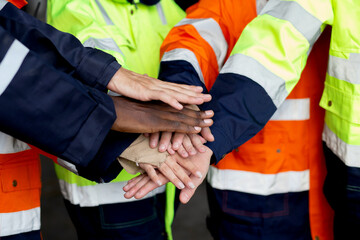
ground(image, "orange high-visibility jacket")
xmin=159 ymin=0 xmax=333 ymax=239
xmin=0 ymin=2 xmax=45 ymax=238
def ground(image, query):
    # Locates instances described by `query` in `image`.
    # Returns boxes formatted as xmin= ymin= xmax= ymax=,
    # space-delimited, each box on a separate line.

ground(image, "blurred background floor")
xmin=40 ymin=156 xmax=213 ymax=240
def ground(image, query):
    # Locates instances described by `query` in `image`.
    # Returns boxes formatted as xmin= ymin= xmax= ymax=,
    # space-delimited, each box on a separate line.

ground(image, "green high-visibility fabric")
xmin=225 ymin=0 xmax=360 ymax=166
xmin=47 ymin=0 xmax=185 ymax=238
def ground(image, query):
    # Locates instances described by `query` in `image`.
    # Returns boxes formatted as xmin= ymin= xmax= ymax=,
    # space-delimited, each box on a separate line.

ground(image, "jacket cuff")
xmin=76 ymin=48 xmax=121 ymax=91
xmin=77 ymin=132 xmax=139 ymax=183
xmin=61 ymin=87 xmax=116 ymax=168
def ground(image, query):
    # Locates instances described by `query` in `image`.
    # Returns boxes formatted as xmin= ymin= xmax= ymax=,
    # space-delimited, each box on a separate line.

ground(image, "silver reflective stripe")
xmin=0 ymin=132 xmax=30 ymax=153
xmin=0 ymin=207 xmax=40 ymax=237
xmin=156 ymin=3 xmax=167 ymax=25
xmin=256 ymin=0 xmax=268 ymax=14
xmin=176 ymin=18 xmax=228 ymax=70
xmin=161 ymin=48 xmax=205 ymax=84
xmin=260 ymin=0 xmax=322 ymax=46
xmin=0 ymin=0 xmax=7 ymax=11
xmin=83 ymin=37 xmax=124 ymax=56
xmin=207 ymin=166 xmax=309 ymax=196
xmin=58 ymin=179 xmax=166 ymax=207
xmin=221 ymin=54 xmax=288 ymax=107
xmin=323 ymin=124 xmax=360 ymax=168
xmin=328 ymin=53 xmax=360 ymax=84
xmin=0 ymin=39 xmax=29 ymax=95
xmin=57 ymin=158 xmax=79 ymax=175
xmin=270 ymin=98 xmax=310 ymax=121
xmin=95 ymin=0 xmax=114 ymax=25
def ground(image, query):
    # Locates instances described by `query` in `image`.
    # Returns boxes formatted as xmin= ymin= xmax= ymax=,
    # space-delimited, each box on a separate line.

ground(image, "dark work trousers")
xmin=206 ymin=182 xmax=311 ymax=240
xmin=63 ymin=192 xmax=173 ymax=240
xmin=323 ymin=142 xmax=360 ymax=239
xmin=1 ymin=231 xmax=41 ymax=240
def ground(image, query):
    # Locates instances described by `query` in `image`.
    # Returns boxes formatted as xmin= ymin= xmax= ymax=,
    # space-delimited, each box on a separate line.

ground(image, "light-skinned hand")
xmin=107 ymin=67 xmax=212 ymax=110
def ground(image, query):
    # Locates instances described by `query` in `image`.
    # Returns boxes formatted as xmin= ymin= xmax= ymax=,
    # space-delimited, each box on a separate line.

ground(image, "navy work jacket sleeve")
xmin=0 ymin=1 xmax=136 ymax=182
xmin=159 ymin=62 xmax=275 ymax=164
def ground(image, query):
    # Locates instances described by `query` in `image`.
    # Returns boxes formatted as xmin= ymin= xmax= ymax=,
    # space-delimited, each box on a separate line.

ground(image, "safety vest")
xmin=223 ymin=0 xmax=360 ymax=173
xmin=0 ymin=133 xmax=42 ymax=237
xmin=160 ymin=0 xmax=333 ymax=239
xmin=47 ymin=0 xmax=185 ymax=238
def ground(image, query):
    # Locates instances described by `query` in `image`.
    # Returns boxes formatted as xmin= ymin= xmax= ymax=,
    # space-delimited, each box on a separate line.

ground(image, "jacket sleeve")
xmin=0 ymin=0 xmax=120 ymax=91
xmin=159 ymin=0 xmax=256 ymax=91
xmin=205 ymin=0 xmax=333 ymax=162
xmin=0 ymin=1 xmax=136 ymax=182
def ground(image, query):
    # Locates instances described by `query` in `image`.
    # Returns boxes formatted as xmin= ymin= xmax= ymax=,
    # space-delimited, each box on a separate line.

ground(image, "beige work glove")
xmin=117 ymin=135 xmax=168 ymax=174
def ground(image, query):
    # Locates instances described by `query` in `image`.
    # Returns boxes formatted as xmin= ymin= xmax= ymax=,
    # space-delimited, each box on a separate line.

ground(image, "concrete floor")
xmin=40 ymin=156 xmax=213 ymax=240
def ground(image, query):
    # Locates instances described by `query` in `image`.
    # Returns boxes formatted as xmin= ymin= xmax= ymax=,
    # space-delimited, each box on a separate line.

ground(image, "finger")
xmin=159 ymin=132 xmax=172 ymax=152
xmin=124 ymin=175 xmax=154 ymax=198
xmin=177 ymin=144 xmax=189 ymax=158
xmin=124 ymin=174 xmax=151 ymax=199
xmin=183 ymin=135 xmax=197 ymax=156
xmin=175 ymin=154 xmax=203 ymax=179
xmin=139 ymin=163 xmax=162 ymax=186
xmin=134 ymin=174 xmax=170 ymax=199
xmin=149 ymin=132 xmax=160 ymax=148
xmin=171 ymin=133 xmax=185 ymax=150
xmin=123 ymin=174 xmax=146 ymax=192
xmin=179 ymin=186 xmax=197 ymax=204
xmin=189 ymin=133 xmax=206 ymax=153
xmin=163 ymin=158 xmax=195 ymax=189
xmin=158 ymin=161 xmax=186 ymax=189
xmin=143 ymin=133 xmax=150 ymax=138
xmin=167 ymin=144 xmax=175 ymax=155
xmin=201 ymin=127 xmax=215 ymax=142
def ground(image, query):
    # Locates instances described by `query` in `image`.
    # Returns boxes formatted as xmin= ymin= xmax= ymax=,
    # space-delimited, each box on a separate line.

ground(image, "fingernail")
xmin=181 ymin=151 xmax=189 ymax=158
xmin=205 ymin=110 xmax=213 ymax=116
xmin=183 ymin=193 xmax=189 ymax=203
xmin=157 ymin=180 xmax=162 ymax=186
xmin=194 ymin=126 xmax=201 ymax=131
xmin=196 ymin=171 xmax=203 ymax=178
xmin=199 ymin=147 xmax=206 ymax=153
xmin=189 ymin=182 xmax=195 ymax=189
xmin=204 ymin=119 xmax=212 ymax=124
xmin=159 ymin=145 xmax=166 ymax=151
xmin=173 ymin=143 xmax=179 ymax=149
xmin=179 ymin=182 xmax=185 ymax=189
xmin=190 ymin=150 xmax=197 ymax=155
xmin=123 ymin=185 xmax=129 ymax=191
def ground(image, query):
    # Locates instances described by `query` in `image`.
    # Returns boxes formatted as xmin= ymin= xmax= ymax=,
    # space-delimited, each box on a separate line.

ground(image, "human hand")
xmin=146 ymin=128 xmax=214 ymax=157
xmin=110 ymin=96 xmax=213 ymax=133
xmin=107 ymin=68 xmax=211 ymax=110
xmin=123 ymin=147 xmax=212 ymax=204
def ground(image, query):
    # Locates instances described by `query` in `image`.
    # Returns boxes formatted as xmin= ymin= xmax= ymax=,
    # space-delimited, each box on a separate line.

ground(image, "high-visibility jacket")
xmin=159 ymin=0 xmax=333 ymax=239
xmin=47 ymin=0 xmax=185 ymax=238
xmin=0 ymin=0 xmax=140 ymax=183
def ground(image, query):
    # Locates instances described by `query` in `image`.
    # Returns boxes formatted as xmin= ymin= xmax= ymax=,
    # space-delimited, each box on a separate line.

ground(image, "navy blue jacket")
xmin=0 ymin=1 xmax=137 ymax=182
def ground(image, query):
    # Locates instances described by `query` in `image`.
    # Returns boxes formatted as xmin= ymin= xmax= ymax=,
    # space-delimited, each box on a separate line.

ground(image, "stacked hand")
xmin=123 ymin=146 xmax=213 ymax=204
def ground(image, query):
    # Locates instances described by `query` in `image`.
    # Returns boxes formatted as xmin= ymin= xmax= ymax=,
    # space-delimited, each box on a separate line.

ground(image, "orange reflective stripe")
xmin=7 ymin=0 xmax=27 ymax=9
xmin=0 ymin=149 xmax=41 ymax=213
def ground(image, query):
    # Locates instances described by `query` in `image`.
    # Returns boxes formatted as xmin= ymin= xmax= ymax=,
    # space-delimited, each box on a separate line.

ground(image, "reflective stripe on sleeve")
xmin=0 ymin=132 xmax=30 ymax=154
xmin=57 ymin=158 xmax=79 ymax=175
xmin=220 ymin=53 xmax=288 ymax=107
xmin=260 ymin=0 xmax=322 ymax=46
xmin=83 ymin=37 xmax=124 ymax=56
xmin=328 ymin=53 xmax=360 ymax=84
xmin=0 ymin=207 xmax=40 ymax=237
xmin=0 ymin=39 xmax=29 ymax=95
xmin=0 ymin=0 xmax=7 ymax=11
xmin=161 ymin=48 xmax=204 ymax=84
xmin=207 ymin=166 xmax=309 ymax=196
xmin=175 ymin=18 xmax=228 ymax=70
xmin=58 ymin=179 xmax=166 ymax=207
xmin=323 ymin=124 xmax=360 ymax=168
xmin=270 ymin=98 xmax=310 ymax=121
